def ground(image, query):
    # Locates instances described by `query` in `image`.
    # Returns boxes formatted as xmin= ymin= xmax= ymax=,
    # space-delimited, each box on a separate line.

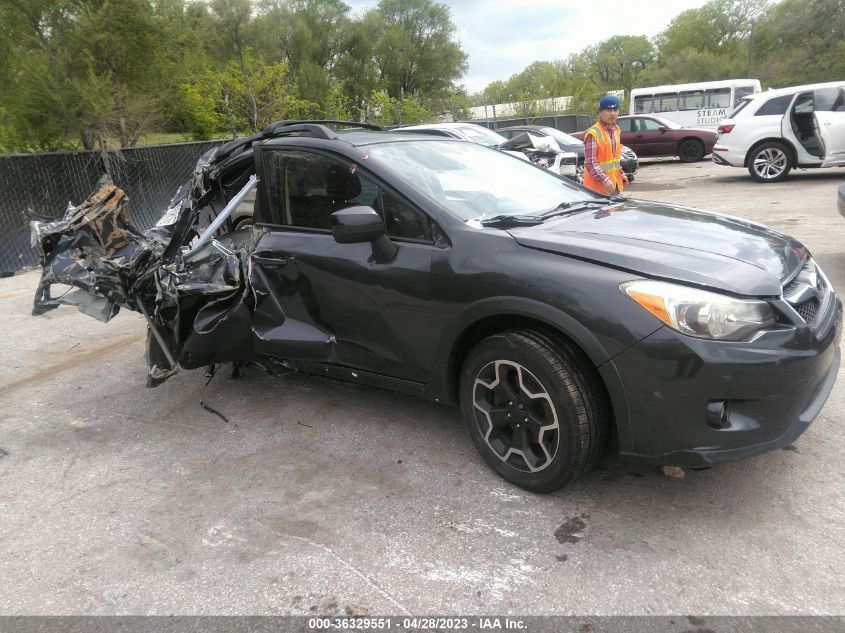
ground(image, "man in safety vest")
xmin=582 ymin=95 xmax=628 ymax=195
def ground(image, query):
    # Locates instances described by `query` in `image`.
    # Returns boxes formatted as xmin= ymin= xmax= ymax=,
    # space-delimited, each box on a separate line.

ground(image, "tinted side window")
xmin=617 ymin=119 xmax=632 ymax=132
xmin=755 ymin=94 xmax=792 ymax=116
xmin=640 ymin=118 xmax=662 ymax=131
xmin=263 ymin=150 xmax=375 ymax=230
xmin=262 ymin=149 xmax=431 ymax=241
xmin=382 ymin=189 xmax=430 ymax=241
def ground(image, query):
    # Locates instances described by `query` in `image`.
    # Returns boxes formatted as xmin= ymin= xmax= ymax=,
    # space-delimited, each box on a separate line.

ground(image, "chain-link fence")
xmin=0 ymin=141 xmax=221 ymax=275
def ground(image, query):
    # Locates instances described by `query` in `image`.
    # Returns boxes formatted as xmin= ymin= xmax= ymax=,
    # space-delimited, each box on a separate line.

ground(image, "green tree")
xmin=752 ymin=0 xmax=845 ymax=84
xmin=364 ymin=89 xmax=430 ymax=125
xmin=208 ymin=0 xmax=254 ymax=66
xmin=579 ymin=36 xmax=655 ymax=95
xmin=0 ymin=0 xmax=174 ymax=150
xmin=332 ymin=14 xmax=381 ymax=119
xmin=368 ymin=0 xmax=468 ymax=106
xmin=225 ymin=50 xmax=315 ymax=133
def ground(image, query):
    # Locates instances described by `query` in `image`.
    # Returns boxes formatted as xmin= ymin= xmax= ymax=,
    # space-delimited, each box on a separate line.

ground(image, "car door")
xmin=639 ymin=117 xmax=676 ymax=156
xmin=249 ymin=146 xmax=437 ymax=383
xmin=781 ymin=91 xmax=822 ymax=164
xmin=625 ymin=117 xmax=660 ymax=156
xmin=617 ymin=118 xmax=635 ymax=150
xmin=815 ymin=86 xmax=845 ymax=167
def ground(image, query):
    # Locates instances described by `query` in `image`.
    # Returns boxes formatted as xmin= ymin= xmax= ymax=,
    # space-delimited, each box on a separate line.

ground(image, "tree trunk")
xmin=80 ymin=131 xmax=94 ymax=151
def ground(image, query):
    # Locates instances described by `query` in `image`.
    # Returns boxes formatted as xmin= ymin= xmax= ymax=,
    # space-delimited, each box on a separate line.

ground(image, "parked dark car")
xmin=31 ymin=121 xmax=842 ymax=493
xmin=574 ymin=115 xmax=717 ymax=162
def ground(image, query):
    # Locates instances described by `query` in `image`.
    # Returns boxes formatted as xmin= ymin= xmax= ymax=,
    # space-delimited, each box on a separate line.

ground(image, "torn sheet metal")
xmin=31 ymin=175 xmax=256 ymax=387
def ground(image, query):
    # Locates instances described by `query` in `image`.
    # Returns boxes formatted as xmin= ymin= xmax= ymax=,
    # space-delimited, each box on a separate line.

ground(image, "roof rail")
xmin=260 ymin=120 xmax=385 ymax=139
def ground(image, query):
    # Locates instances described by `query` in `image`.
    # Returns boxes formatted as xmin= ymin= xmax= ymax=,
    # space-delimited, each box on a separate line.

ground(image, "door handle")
xmin=252 ymin=253 xmax=289 ymax=267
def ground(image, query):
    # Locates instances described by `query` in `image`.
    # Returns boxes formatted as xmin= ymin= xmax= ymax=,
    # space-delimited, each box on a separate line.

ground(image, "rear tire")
xmin=459 ymin=330 xmax=608 ymax=493
xmin=678 ymin=139 xmax=705 ymax=162
xmin=232 ymin=216 xmax=253 ymax=231
xmin=747 ymin=142 xmax=792 ymax=182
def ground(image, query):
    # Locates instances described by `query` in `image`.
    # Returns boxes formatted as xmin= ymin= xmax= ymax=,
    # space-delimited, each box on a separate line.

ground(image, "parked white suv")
xmin=712 ymin=81 xmax=845 ymax=182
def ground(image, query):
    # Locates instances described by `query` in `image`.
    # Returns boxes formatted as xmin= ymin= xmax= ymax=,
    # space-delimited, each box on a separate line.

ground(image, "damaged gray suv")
xmin=31 ymin=121 xmax=842 ymax=493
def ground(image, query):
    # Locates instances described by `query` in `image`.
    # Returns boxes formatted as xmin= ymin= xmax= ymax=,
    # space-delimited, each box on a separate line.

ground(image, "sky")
xmin=345 ymin=0 xmax=710 ymax=93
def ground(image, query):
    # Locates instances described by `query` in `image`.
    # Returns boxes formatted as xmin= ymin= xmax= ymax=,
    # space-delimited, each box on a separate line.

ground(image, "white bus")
xmin=630 ymin=79 xmax=762 ymax=128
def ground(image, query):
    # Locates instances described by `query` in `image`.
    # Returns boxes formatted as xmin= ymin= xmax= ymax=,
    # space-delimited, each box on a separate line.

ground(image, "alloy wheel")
xmin=472 ymin=359 xmax=560 ymax=473
xmin=752 ymin=147 xmax=788 ymax=180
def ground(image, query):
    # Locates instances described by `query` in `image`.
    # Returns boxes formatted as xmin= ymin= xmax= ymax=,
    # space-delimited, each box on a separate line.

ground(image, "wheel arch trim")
xmin=429 ymin=296 xmax=633 ymax=455
xmin=743 ymin=138 xmax=797 ymax=168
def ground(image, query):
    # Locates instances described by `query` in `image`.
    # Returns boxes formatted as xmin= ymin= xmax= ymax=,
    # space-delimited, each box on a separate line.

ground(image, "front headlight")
xmin=621 ymin=280 xmax=775 ymax=341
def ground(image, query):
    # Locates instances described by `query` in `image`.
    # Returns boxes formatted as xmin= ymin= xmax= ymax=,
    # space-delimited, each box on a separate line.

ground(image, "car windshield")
xmin=367 ymin=139 xmax=599 ymax=222
xmin=457 ymin=125 xmax=508 ymax=147
xmin=539 ymin=128 xmax=583 ymax=146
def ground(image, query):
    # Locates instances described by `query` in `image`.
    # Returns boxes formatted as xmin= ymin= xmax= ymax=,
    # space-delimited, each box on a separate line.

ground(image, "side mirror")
xmin=331 ymin=205 xmax=397 ymax=263
xmin=658 ymin=126 xmax=668 ymax=133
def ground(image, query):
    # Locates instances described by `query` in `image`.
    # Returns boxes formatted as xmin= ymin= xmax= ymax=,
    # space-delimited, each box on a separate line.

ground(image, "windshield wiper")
xmin=539 ymin=199 xmax=607 ymax=221
xmin=479 ymin=214 xmax=544 ymax=228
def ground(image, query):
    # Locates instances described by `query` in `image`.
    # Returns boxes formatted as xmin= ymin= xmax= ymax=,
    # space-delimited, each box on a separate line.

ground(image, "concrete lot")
xmin=1 ymin=159 xmax=844 ymax=616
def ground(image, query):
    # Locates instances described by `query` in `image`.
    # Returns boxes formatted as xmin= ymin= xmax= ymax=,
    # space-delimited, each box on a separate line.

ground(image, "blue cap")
xmin=599 ymin=95 xmax=622 ymax=111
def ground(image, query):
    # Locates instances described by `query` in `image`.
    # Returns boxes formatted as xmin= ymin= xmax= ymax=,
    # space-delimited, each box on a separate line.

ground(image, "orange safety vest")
xmin=582 ymin=122 xmax=625 ymax=194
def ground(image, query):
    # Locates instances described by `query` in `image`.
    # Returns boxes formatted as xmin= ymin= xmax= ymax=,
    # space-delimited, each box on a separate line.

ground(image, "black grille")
xmin=794 ymin=298 xmax=820 ymax=323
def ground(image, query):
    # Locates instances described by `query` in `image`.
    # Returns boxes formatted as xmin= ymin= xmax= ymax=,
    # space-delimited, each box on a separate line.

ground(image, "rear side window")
xmin=755 ymin=94 xmax=792 ymax=116
xmin=617 ymin=119 xmax=633 ymax=132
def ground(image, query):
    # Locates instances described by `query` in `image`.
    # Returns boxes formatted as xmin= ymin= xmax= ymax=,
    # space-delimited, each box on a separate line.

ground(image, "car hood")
xmin=507 ymin=199 xmax=805 ymax=296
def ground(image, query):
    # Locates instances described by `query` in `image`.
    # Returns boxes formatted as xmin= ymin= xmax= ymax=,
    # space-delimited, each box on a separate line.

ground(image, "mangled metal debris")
xmin=31 ymin=174 xmax=256 ymax=387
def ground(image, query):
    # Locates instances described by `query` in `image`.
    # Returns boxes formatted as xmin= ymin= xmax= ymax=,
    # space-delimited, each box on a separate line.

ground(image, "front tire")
xmin=459 ymin=330 xmax=608 ymax=493
xmin=678 ymin=139 xmax=705 ymax=162
xmin=747 ymin=142 xmax=792 ymax=182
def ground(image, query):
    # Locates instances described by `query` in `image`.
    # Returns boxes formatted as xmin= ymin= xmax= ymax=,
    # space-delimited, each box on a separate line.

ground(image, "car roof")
xmin=395 ymin=122 xmax=487 ymax=131
xmin=750 ymin=81 xmax=845 ymax=100
xmin=336 ymin=129 xmax=417 ymax=145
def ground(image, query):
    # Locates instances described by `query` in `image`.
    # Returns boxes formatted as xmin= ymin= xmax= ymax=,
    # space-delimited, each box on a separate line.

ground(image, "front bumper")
xmin=608 ymin=294 xmax=842 ymax=468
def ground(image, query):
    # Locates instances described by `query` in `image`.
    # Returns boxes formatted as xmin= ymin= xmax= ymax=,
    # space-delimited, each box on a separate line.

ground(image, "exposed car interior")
xmin=790 ymin=92 xmax=825 ymax=158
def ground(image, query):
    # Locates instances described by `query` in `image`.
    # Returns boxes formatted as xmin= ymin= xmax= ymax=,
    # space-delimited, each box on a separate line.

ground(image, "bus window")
xmin=734 ymin=86 xmax=755 ymax=105
xmin=704 ymin=88 xmax=731 ymax=108
xmin=679 ymin=90 xmax=703 ymax=110
xmin=655 ymin=92 xmax=678 ymax=113
xmin=634 ymin=95 xmax=652 ymax=114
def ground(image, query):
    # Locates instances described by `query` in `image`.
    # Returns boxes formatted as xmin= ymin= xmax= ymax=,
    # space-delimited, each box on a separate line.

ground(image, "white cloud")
xmin=344 ymin=0 xmax=711 ymax=92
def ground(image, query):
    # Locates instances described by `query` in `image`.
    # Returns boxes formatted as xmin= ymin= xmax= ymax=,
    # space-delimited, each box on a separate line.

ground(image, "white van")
xmin=711 ymin=81 xmax=845 ymax=182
